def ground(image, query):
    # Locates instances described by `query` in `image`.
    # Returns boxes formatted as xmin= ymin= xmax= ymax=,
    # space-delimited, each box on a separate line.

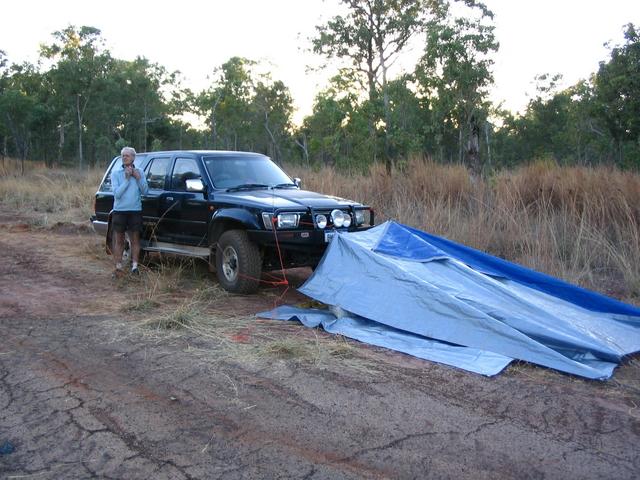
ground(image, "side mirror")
xmin=293 ymin=177 xmax=301 ymax=188
xmin=186 ymin=178 xmax=206 ymax=192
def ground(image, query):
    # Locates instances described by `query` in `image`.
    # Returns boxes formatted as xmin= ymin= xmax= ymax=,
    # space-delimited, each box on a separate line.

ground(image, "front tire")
xmin=215 ymin=230 xmax=262 ymax=294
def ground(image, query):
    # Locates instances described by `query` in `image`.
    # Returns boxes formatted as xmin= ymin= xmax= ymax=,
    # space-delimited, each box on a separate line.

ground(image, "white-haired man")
xmin=111 ymin=146 xmax=149 ymax=276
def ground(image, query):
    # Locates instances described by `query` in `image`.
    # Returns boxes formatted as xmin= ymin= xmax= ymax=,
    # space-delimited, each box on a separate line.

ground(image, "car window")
xmin=203 ymin=155 xmax=291 ymax=188
xmin=171 ymin=158 xmax=201 ymax=191
xmin=146 ymin=157 xmax=171 ymax=189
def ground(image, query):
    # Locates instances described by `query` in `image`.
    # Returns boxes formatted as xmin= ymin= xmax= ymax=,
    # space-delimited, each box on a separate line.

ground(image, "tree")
xmin=253 ymin=79 xmax=294 ymax=163
xmin=196 ymin=57 xmax=295 ymax=159
xmin=197 ymin=57 xmax=256 ymax=150
xmin=302 ymin=78 xmax=355 ymax=167
xmin=109 ymin=57 xmax=180 ymax=154
xmin=415 ymin=3 xmax=497 ymax=173
xmin=40 ymin=26 xmax=112 ymax=168
xmin=593 ymin=23 xmax=640 ymax=166
xmin=384 ymin=75 xmax=424 ymax=160
xmin=492 ymin=24 xmax=640 ymax=169
xmin=312 ymin=0 xmax=434 ymax=172
xmin=0 ymin=50 xmax=9 ymax=163
xmin=0 ymin=60 xmax=52 ymax=172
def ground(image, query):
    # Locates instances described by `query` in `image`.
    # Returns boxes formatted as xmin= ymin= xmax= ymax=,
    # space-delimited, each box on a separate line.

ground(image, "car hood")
xmin=213 ymin=188 xmax=361 ymax=210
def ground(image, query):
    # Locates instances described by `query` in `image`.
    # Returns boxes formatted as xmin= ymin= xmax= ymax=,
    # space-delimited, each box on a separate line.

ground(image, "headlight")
xmin=342 ymin=214 xmax=352 ymax=228
xmin=262 ymin=212 xmax=274 ymax=230
xmin=316 ymin=214 xmax=327 ymax=229
xmin=277 ymin=213 xmax=300 ymax=228
xmin=331 ymin=209 xmax=345 ymax=228
xmin=355 ymin=210 xmax=365 ymax=225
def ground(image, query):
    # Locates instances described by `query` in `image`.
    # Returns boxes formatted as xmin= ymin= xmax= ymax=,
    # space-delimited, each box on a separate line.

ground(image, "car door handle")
xmin=165 ymin=196 xmax=174 ymax=202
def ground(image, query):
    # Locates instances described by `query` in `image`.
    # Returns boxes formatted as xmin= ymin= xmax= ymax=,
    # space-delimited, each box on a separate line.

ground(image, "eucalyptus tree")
xmin=415 ymin=2 xmax=497 ymax=173
xmin=384 ymin=75 xmax=424 ymax=160
xmin=111 ymin=57 xmax=181 ymax=154
xmin=253 ymin=78 xmax=294 ymax=163
xmin=0 ymin=50 xmax=9 ymax=160
xmin=0 ymin=60 xmax=53 ymax=170
xmin=197 ymin=57 xmax=295 ymax=159
xmin=492 ymin=24 xmax=640 ymax=168
xmin=593 ymin=23 xmax=640 ymax=166
xmin=312 ymin=0 xmax=436 ymax=171
xmin=40 ymin=26 xmax=112 ymax=168
xmin=301 ymin=75 xmax=360 ymax=167
xmin=198 ymin=57 xmax=256 ymax=150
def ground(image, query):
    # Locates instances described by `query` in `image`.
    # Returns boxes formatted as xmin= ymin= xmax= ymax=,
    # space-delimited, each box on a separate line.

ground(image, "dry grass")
xmin=290 ymin=157 xmax=640 ymax=304
xmin=4 ymin=156 xmax=639 ymax=303
xmin=0 ymin=157 xmax=103 ymax=226
xmin=3 ymin=157 xmax=638 ymax=381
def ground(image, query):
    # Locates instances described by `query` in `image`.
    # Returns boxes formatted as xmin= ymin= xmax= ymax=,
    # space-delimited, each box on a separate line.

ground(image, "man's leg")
xmin=113 ymin=231 xmax=126 ymax=269
xmin=129 ymin=212 xmax=143 ymax=273
xmin=129 ymin=230 xmax=141 ymax=264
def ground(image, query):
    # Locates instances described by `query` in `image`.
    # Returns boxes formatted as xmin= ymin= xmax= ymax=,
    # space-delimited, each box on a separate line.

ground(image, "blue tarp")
xmin=260 ymin=221 xmax=640 ymax=379
xmin=261 ymin=305 xmax=512 ymax=375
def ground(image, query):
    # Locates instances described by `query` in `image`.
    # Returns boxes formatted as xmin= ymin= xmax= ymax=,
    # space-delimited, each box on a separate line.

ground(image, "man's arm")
xmin=134 ymin=168 xmax=149 ymax=195
xmin=112 ymin=169 xmax=130 ymax=200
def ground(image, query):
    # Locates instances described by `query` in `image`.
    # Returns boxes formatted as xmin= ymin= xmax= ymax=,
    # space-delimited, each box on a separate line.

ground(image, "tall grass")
xmin=3 ymin=156 xmax=639 ymax=303
xmin=289 ymin=158 xmax=640 ymax=303
xmin=0 ymin=157 xmax=104 ymax=225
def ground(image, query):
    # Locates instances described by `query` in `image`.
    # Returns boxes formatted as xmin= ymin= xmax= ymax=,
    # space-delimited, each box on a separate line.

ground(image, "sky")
xmin=1 ymin=0 xmax=639 ymax=125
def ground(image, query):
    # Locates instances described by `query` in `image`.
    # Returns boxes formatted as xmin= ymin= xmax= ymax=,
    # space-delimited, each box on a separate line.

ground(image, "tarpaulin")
xmin=261 ymin=221 xmax=640 ymax=379
xmin=260 ymin=305 xmax=512 ymax=376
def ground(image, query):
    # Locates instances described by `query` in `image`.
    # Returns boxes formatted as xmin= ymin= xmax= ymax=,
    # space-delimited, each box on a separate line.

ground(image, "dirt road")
xmin=1 ymin=214 xmax=639 ymax=479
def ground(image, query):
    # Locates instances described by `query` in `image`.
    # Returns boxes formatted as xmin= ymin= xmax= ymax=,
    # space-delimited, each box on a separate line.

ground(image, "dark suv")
xmin=91 ymin=150 xmax=374 ymax=293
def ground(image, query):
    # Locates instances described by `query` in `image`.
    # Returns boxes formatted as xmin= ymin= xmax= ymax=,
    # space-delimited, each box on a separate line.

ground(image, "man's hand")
xmin=124 ymin=165 xmax=133 ymax=179
xmin=132 ymin=168 xmax=141 ymax=180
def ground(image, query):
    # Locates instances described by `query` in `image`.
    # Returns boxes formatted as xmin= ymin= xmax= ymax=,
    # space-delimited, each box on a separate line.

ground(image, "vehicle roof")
xmin=132 ymin=150 xmax=268 ymax=157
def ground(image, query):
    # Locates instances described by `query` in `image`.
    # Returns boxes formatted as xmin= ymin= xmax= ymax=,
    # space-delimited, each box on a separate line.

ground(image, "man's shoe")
xmin=131 ymin=267 xmax=140 ymax=275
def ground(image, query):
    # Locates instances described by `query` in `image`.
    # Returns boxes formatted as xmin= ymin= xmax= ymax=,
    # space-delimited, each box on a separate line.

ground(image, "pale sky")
xmin=1 ymin=0 xmax=639 ymax=125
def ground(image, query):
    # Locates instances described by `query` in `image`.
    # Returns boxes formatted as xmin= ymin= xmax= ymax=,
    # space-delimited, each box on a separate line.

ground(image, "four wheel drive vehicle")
xmin=91 ymin=150 xmax=374 ymax=293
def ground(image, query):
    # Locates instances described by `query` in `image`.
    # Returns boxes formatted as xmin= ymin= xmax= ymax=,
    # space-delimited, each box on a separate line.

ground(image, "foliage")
xmin=593 ymin=24 xmax=640 ymax=167
xmin=196 ymin=57 xmax=295 ymax=163
xmin=0 ymin=17 xmax=639 ymax=173
xmin=415 ymin=4 xmax=498 ymax=172
xmin=311 ymin=0 xmax=437 ymax=170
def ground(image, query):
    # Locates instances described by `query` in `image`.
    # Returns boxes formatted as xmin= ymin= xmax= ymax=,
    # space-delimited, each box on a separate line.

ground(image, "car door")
xmin=143 ymin=155 xmax=172 ymax=242
xmin=161 ymin=156 xmax=209 ymax=246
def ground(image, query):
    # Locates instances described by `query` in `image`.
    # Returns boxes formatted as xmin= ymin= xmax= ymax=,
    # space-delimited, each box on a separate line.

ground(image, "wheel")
xmin=215 ymin=230 xmax=262 ymax=294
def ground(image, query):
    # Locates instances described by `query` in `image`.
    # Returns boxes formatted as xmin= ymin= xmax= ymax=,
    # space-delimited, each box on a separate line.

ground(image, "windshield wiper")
xmin=272 ymin=183 xmax=298 ymax=189
xmin=225 ymin=183 xmax=270 ymax=192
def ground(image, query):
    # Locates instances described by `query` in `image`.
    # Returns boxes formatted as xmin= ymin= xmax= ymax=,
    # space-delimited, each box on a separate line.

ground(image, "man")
xmin=111 ymin=146 xmax=149 ymax=276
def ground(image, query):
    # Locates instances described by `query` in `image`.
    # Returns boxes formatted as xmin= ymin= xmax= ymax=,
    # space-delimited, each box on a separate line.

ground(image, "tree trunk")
xmin=143 ymin=101 xmax=148 ymax=152
xmin=58 ymin=122 xmax=65 ymax=167
xmin=484 ymin=121 xmax=491 ymax=171
xmin=366 ymin=31 xmax=378 ymax=166
xmin=466 ymin=116 xmax=481 ymax=176
xmin=295 ymin=134 xmax=309 ymax=165
xmin=4 ymin=112 xmax=28 ymax=167
xmin=210 ymin=113 xmax=217 ymax=149
xmin=263 ymin=112 xmax=281 ymax=164
xmin=76 ymin=95 xmax=84 ymax=169
xmin=210 ymin=95 xmax=221 ymax=149
xmin=20 ymin=131 xmax=29 ymax=175
xmin=377 ymin=32 xmax=393 ymax=175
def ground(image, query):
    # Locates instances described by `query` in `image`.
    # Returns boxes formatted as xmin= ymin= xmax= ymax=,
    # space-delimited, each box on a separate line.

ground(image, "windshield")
xmin=202 ymin=155 xmax=294 ymax=189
